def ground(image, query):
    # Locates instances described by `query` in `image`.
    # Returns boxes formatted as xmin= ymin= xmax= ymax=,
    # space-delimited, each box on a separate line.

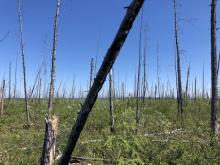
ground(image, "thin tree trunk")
xmin=156 ymin=45 xmax=160 ymax=99
xmin=38 ymin=77 xmax=42 ymax=103
xmin=109 ymin=69 xmax=114 ymax=132
xmin=210 ymin=0 xmax=218 ymax=137
xmin=48 ymin=0 xmax=60 ymax=112
xmin=14 ymin=54 xmax=18 ymax=99
xmin=8 ymin=62 xmax=11 ymax=102
xmin=202 ymin=65 xmax=205 ymax=99
xmin=0 ymin=80 xmax=5 ymax=116
xmin=142 ymin=27 xmax=147 ymax=104
xmin=43 ymin=57 xmax=47 ymax=99
xmin=134 ymin=73 xmax=137 ymax=97
xmin=59 ymin=1 xmax=144 ymax=164
xmin=136 ymin=7 xmax=143 ymax=124
xmin=41 ymin=0 xmax=61 ymax=164
xmin=18 ymin=0 xmax=30 ymax=126
xmin=217 ymin=52 xmax=220 ymax=77
xmin=89 ymin=58 xmax=94 ymax=89
xmin=185 ymin=65 xmax=190 ymax=105
xmin=29 ymin=67 xmax=42 ymax=99
xmin=173 ymin=0 xmax=183 ymax=116
xmin=71 ymin=77 xmax=75 ymax=99
xmin=194 ymin=77 xmax=197 ymax=101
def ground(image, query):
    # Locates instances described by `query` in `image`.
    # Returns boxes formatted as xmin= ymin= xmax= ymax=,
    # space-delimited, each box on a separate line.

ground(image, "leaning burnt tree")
xmin=173 ymin=0 xmax=183 ymax=116
xmin=59 ymin=0 xmax=145 ymax=164
xmin=210 ymin=0 xmax=218 ymax=138
xmin=41 ymin=0 xmax=60 ymax=164
xmin=18 ymin=0 xmax=30 ymax=126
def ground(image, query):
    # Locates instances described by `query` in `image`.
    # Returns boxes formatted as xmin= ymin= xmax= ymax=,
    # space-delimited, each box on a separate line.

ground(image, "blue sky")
xmin=0 ymin=0 xmax=219 ymax=97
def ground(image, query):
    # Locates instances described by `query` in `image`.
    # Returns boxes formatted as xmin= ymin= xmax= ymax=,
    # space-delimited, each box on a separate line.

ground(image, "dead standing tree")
xmin=136 ymin=7 xmax=143 ymax=125
xmin=156 ymin=45 xmax=160 ymax=99
xmin=217 ymin=52 xmax=220 ymax=77
xmin=210 ymin=0 xmax=218 ymax=138
xmin=202 ymin=64 xmax=205 ymax=99
xmin=142 ymin=27 xmax=147 ymax=105
xmin=14 ymin=54 xmax=18 ymax=99
xmin=109 ymin=69 xmax=114 ymax=132
xmin=0 ymin=80 xmax=5 ymax=116
xmin=185 ymin=65 xmax=190 ymax=106
xmin=194 ymin=77 xmax=197 ymax=101
xmin=18 ymin=0 xmax=30 ymax=126
xmin=59 ymin=0 xmax=145 ymax=164
xmin=48 ymin=0 xmax=60 ymax=112
xmin=41 ymin=0 xmax=60 ymax=164
xmin=8 ymin=62 xmax=11 ymax=102
xmin=173 ymin=0 xmax=183 ymax=116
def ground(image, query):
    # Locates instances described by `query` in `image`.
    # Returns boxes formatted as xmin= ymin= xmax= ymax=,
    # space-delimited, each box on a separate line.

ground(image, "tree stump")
xmin=41 ymin=115 xmax=58 ymax=165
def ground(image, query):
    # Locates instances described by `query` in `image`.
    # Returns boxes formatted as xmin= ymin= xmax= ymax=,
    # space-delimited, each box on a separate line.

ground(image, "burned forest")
xmin=0 ymin=0 xmax=220 ymax=164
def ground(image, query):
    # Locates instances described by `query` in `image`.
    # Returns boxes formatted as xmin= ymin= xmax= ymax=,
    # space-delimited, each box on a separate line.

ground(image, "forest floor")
xmin=0 ymin=99 xmax=220 ymax=164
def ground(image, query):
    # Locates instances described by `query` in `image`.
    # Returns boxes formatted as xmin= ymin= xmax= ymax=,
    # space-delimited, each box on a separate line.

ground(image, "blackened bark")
xmin=0 ymin=80 xmax=5 ymax=116
xmin=211 ymin=0 xmax=218 ymax=136
xmin=109 ymin=69 xmax=114 ymax=132
xmin=136 ymin=7 xmax=143 ymax=124
xmin=185 ymin=65 xmax=190 ymax=105
xmin=173 ymin=0 xmax=183 ymax=115
xmin=142 ymin=28 xmax=147 ymax=103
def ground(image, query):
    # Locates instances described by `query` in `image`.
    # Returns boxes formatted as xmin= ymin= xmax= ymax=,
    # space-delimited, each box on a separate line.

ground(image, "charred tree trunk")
xmin=210 ymin=0 xmax=218 ymax=137
xmin=109 ymin=69 xmax=114 ymax=132
xmin=136 ymin=7 xmax=143 ymax=124
xmin=202 ymin=65 xmax=205 ymax=99
xmin=142 ymin=29 xmax=147 ymax=103
xmin=38 ymin=77 xmax=42 ymax=103
xmin=29 ymin=67 xmax=42 ymax=99
xmin=185 ymin=65 xmax=190 ymax=106
xmin=8 ymin=62 xmax=11 ymax=102
xmin=217 ymin=52 xmax=220 ymax=77
xmin=18 ymin=0 xmax=30 ymax=126
xmin=14 ymin=55 xmax=18 ymax=99
xmin=194 ymin=77 xmax=197 ymax=101
xmin=173 ymin=0 xmax=183 ymax=116
xmin=0 ymin=80 xmax=5 ymax=116
xmin=59 ymin=1 xmax=144 ymax=164
xmin=156 ymin=45 xmax=160 ymax=99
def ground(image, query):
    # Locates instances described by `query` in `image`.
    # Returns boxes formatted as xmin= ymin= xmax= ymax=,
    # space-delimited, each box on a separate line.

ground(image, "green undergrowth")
xmin=0 ymin=99 xmax=220 ymax=164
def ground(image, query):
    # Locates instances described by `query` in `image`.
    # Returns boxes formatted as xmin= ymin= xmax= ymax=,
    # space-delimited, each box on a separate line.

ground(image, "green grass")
xmin=0 ymin=99 xmax=220 ymax=164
